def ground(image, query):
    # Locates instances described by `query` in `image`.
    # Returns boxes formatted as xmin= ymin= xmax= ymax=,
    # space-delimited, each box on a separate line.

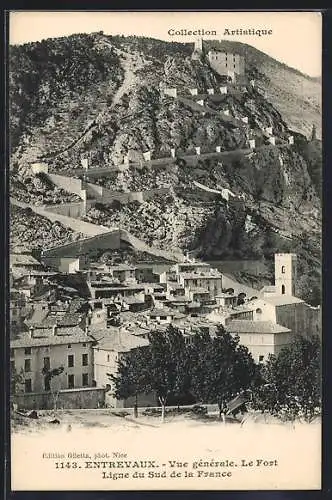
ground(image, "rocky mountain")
xmin=9 ymin=33 xmax=322 ymax=305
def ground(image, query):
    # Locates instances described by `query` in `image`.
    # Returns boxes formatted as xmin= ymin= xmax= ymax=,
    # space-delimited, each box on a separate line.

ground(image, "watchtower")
xmin=274 ymin=253 xmax=297 ymax=296
xmin=194 ymin=38 xmax=203 ymax=52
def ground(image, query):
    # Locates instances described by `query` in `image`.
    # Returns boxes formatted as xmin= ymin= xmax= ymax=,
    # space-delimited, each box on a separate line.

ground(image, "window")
xmin=24 ymin=347 xmax=31 ymax=355
xmin=258 ymin=355 xmax=264 ymax=363
xmin=68 ymin=374 xmax=75 ymax=389
xmin=107 ymin=354 xmax=110 ymax=362
xmin=82 ymin=353 xmax=88 ymax=366
xmin=44 ymin=377 xmax=50 ymax=391
xmin=24 ymin=359 xmax=31 ymax=372
xmin=82 ymin=343 xmax=87 ymax=347
xmin=10 ymin=360 xmax=15 ymax=372
xmin=43 ymin=357 xmax=50 ymax=371
xmin=25 ymin=379 xmax=32 ymax=393
xmin=68 ymin=344 xmax=72 ymax=349
xmin=281 ymin=285 xmax=285 ymax=295
xmin=82 ymin=373 xmax=89 ymax=386
xmin=281 ymin=266 xmax=286 ymax=274
xmin=68 ymin=355 xmax=74 ymax=368
xmin=10 ymin=348 xmax=14 ymax=358
xmin=160 ymin=316 xmax=167 ymax=321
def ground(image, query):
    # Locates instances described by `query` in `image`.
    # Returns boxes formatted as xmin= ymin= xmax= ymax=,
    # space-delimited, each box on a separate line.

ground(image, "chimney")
xmin=52 ymin=324 xmax=58 ymax=336
xmin=28 ymin=326 xmax=34 ymax=338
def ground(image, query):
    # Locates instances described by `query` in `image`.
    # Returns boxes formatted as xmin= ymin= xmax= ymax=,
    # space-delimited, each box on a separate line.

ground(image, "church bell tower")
xmin=274 ymin=253 xmax=297 ymax=296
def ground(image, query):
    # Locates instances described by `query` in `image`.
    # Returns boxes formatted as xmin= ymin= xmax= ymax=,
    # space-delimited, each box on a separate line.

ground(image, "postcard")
xmin=8 ymin=10 xmax=322 ymax=491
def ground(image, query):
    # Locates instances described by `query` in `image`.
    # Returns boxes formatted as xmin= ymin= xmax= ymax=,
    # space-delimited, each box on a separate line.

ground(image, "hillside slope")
xmin=9 ymin=34 xmax=321 ymax=305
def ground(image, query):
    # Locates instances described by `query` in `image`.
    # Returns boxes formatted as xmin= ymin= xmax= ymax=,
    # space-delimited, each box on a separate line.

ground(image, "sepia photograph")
xmin=8 ymin=10 xmax=322 ymax=491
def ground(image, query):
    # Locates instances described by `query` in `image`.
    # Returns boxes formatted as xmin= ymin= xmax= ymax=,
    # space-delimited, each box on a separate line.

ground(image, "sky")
xmin=9 ymin=11 xmax=322 ymax=77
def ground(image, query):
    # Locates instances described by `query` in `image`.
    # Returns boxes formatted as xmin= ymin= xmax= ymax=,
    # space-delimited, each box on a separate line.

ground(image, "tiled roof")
xmin=190 ymin=287 xmax=210 ymax=294
xmin=25 ymin=308 xmax=49 ymax=326
xmin=110 ymin=264 xmax=137 ymax=271
xmin=260 ymin=285 xmax=276 ymax=293
xmin=180 ymin=272 xmax=222 ymax=279
xmin=123 ymin=297 xmax=145 ymax=304
xmin=148 ymin=308 xmax=174 ymax=316
xmin=11 ymin=328 xmax=92 ymax=348
xmin=227 ymin=320 xmax=291 ymax=334
xmin=88 ymin=282 xmax=144 ymax=291
xmin=216 ymin=293 xmax=237 ymax=298
xmin=11 ymin=254 xmax=41 ymax=267
xmin=166 ymin=297 xmax=190 ymax=303
xmin=264 ymin=295 xmax=304 ymax=306
xmin=42 ymin=313 xmax=83 ymax=327
xmin=94 ymin=331 xmax=149 ymax=352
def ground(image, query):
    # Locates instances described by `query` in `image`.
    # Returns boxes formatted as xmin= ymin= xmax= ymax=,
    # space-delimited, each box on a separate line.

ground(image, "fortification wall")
xmin=85 ymin=184 xmax=171 ymax=206
xmin=42 ymin=230 xmax=121 ymax=260
xmin=46 ymin=173 xmax=86 ymax=199
xmin=31 ymin=205 xmax=109 ymax=236
xmin=208 ymin=52 xmax=245 ymax=77
xmin=120 ymin=229 xmax=184 ymax=262
xmin=43 ymin=202 xmax=87 ymax=219
xmin=84 ymin=182 xmax=104 ymax=198
xmin=11 ymin=387 xmax=106 ymax=410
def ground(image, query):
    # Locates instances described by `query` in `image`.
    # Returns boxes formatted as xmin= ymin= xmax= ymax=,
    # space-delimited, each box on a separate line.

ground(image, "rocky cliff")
xmin=9 ymin=33 xmax=321 ymax=305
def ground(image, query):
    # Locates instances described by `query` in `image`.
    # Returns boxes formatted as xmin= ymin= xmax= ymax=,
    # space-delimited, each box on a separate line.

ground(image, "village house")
xmin=93 ymin=331 xmax=155 ymax=408
xmin=24 ymin=298 xmax=87 ymax=332
xmin=10 ymin=289 xmax=33 ymax=337
xmin=10 ymin=252 xmax=43 ymax=276
xmin=174 ymin=316 xmax=218 ymax=344
xmin=135 ymin=264 xmax=160 ymax=283
xmin=215 ymin=292 xmax=238 ymax=308
xmin=108 ymin=264 xmax=137 ymax=283
xmin=226 ymin=320 xmax=292 ymax=363
xmin=58 ymin=256 xmax=84 ymax=274
xmin=185 ymin=286 xmax=212 ymax=304
xmin=177 ymin=269 xmax=223 ymax=299
xmin=87 ymin=278 xmax=145 ymax=300
xmin=12 ymin=271 xmax=58 ymax=300
xmin=10 ymin=325 xmax=94 ymax=394
xmin=172 ymin=261 xmax=211 ymax=276
xmin=248 ymin=295 xmax=320 ymax=338
xmin=145 ymin=308 xmax=185 ymax=325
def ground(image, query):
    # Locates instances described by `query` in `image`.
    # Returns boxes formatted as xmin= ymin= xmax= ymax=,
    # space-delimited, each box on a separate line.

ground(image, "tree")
xmin=110 ymin=325 xmax=190 ymax=421
xmin=42 ymin=365 xmax=65 ymax=410
xmin=252 ymin=335 xmax=321 ymax=422
xmin=189 ymin=326 xmax=258 ymax=420
xmin=11 ymin=366 xmax=25 ymax=395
